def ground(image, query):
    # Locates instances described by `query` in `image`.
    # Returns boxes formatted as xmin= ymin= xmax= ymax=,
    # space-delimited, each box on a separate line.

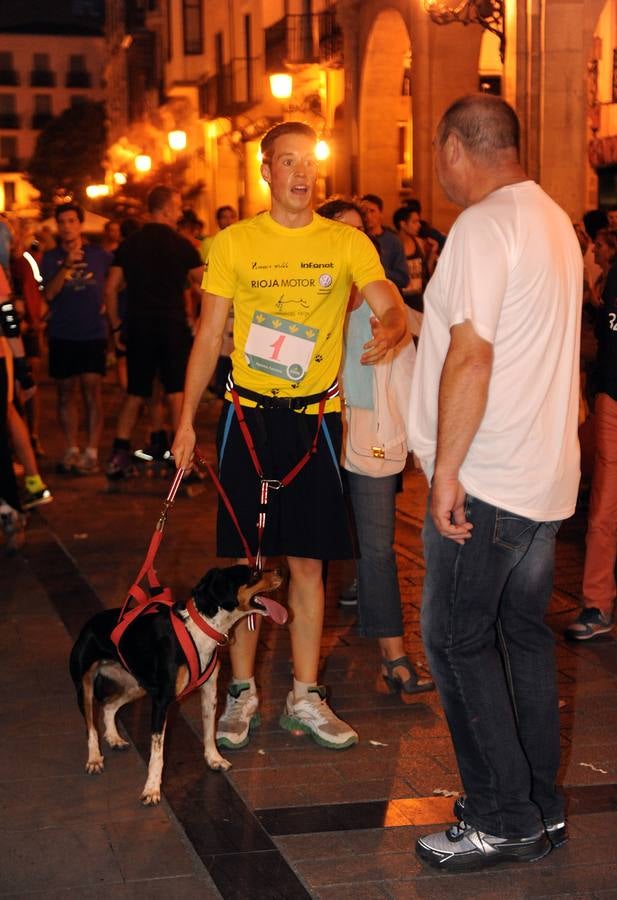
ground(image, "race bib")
xmin=245 ymin=310 xmax=319 ymax=382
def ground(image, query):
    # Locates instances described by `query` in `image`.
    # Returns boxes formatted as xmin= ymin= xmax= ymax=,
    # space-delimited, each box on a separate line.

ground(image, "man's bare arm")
xmin=44 ymin=262 xmax=72 ymax=302
xmin=186 ymin=264 xmax=205 ymax=331
xmin=360 ymin=279 xmax=407 ymax=364
xmin=432 ymin=319 xmax=493 ymax=543
xmin=44 ymin=244 xmax=84 ymax=301
xmin=171 ymin=291 xmax=231 ymax=468
xmin=105 ymin=266 xmax=124 ymax=330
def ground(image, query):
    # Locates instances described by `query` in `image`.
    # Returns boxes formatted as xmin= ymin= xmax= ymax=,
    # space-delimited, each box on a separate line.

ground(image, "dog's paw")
xmin=206 ymin=752 xmax=232 ymax=771
xmin=106 ymin=736 xmax=130 ymax=751
xmin=140 ymin=789 xmax=161 ymax=806
xmin=85 ymin=756 xmax=105 ymax=774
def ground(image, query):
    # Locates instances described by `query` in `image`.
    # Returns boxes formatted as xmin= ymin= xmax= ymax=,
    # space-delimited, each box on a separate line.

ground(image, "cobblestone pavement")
xmin=1 ymin=376 xmax=616 ymax=898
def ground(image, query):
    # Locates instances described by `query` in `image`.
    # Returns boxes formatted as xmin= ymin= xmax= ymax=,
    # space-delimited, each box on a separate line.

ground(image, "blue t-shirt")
xmin=42 ymin=244 xmax=111 ymax=341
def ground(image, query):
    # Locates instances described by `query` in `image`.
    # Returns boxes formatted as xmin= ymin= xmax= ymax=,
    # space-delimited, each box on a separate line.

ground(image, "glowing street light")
xmin=269 ymin=73 xmax=293 ymax=100
xmin=85 ymin=184 xmax=110 ymax=199
xmin=168 ymin=129 xmax=187 ymax=151
xmin=315 ymin=140 xmax=330 ymax=161
xmin=134 ymin=154 xmax=152 ymax=173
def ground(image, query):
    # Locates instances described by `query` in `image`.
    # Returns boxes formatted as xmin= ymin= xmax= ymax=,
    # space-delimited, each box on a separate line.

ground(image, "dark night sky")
xmin=0 ymin=0 xmax=105 ymax=34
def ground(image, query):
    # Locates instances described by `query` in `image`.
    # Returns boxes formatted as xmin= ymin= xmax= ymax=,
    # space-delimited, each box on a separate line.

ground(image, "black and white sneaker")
xmin=453 ymin=795 xmax=568 ymax=848
xmin=338 ymin=578 xmax=358 ymax=607
xmin=565 ymin=607 xmax=614 ymax=641
xmin=416 ymin=820 xmax=551 ymax=872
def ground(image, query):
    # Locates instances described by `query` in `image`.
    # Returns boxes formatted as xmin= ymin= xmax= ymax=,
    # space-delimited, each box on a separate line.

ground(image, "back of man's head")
xmin=405 ymin=198 xmax=422 ymax=215
xmin=437 ymin=94 xmax=520 ymax=163
xmin=393 ymin=206 xmax=412 ymax=231
xmin=583 ymin=209 xmax=609 ymax=241
xmin=260 ymin=122 xmax=317 ymax=165
xmin=54 ymin=202 xmax=84 ymax=223
xmin=147 ymin=184 xmax=175 ymax=215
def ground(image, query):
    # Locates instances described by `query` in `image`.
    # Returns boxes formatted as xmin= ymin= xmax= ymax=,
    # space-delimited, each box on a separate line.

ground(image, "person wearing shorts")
xmin=41 ymin=203 xmax=111 ymax=474
xmin=105 ymin=185 xmax=203 ymax=476
xmin=172 ymin=122 xmax=406 ymax=751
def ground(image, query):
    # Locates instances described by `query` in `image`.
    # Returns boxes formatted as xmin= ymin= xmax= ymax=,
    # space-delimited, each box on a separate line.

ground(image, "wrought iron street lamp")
xmin=424 ymin=0 xmax=505 ymax=62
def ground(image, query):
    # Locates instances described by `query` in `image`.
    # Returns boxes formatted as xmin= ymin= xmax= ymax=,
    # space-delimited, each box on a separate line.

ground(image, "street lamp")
xmin=168 ymin=129 xmax=187 ymax=151
xmin=315 ymin=140 xmax=330 ymax=161
xmin=85 ymin=184 xmax=110 ymax=199
xmin=424 ymin=0 xmax=505 ymax=62
xmin=269 ymin=73 xmax=293 ymax=101
xmin=134 ymin=154 xmax=152 ymax=173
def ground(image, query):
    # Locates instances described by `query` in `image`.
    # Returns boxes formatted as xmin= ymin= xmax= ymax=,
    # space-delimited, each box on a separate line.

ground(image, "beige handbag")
xmin=343 ymin=319 xmax=416 ymax=478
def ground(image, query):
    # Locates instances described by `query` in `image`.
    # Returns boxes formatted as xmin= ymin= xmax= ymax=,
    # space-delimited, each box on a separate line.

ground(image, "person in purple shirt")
xmin=42 ymin=202 xmax=111 ymax=474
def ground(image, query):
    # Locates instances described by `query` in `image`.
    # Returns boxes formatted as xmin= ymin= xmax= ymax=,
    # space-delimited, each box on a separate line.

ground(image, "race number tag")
xmin=245 ymin=311 xmax=318 ymax=382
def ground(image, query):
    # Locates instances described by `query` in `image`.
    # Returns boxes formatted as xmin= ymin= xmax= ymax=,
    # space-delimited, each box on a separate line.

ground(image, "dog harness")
xmin=110 ymin=468 xmax=228 ymax=701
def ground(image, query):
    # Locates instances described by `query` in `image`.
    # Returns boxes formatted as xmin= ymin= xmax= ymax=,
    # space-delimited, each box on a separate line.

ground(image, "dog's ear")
xmin=192 ymin=568 xmax=240 ymax=617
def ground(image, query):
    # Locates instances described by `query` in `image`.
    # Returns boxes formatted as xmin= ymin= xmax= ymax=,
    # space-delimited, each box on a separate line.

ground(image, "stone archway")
xmin=359 ymin=8 xmax=412 ymax=220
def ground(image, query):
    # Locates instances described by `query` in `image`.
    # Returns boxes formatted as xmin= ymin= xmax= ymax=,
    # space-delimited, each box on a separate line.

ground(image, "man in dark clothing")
xmin=106 ymin=185 xmax=203 ymax=476
xmin=566 ymin=235 xmax=617 ymax=640
xmin=360 ymin=194 xmax=409 ymax=293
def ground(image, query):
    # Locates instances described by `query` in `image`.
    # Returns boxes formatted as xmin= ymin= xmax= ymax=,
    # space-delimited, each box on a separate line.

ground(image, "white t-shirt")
xmin=408 ymin=180 xmax=583 ymax=521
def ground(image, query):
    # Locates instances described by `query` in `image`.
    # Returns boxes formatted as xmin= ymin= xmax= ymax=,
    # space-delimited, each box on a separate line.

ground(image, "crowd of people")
xmin=1 ymin=92 xmax=616 ymax=873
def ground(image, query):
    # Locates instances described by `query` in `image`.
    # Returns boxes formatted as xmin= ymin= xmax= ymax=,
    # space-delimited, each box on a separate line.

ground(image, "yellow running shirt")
xmin=203 ymin=212 xmax=385 ymax=412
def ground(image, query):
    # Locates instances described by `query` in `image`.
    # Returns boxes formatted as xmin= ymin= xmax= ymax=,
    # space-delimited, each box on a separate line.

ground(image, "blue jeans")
xmin=346 ymin=471 xmax=404 ymax=638
xmin=421 ymin=494 xmax=563 ymax=838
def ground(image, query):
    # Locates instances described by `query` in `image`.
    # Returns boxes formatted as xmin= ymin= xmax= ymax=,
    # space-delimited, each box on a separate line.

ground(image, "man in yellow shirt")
xmin=173 ymin=122 xmax=405 ymax=750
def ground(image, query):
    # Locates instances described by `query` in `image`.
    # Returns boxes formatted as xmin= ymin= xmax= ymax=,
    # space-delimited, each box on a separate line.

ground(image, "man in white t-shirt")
xmin=409 ymin=95 xmax=582 ymax=873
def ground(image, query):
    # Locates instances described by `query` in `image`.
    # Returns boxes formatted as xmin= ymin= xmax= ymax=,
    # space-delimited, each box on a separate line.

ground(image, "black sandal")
xmin=381 ymin=656 xmax=435 ymax=695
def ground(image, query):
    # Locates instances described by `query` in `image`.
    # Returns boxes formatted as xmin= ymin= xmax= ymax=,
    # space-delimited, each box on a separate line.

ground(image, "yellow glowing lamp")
xmin=315 ymin=140 xmax=330 ymax=161
xmin=269 ymin=73 xmax=293 ymax=100
xmin=113 ymin=172 xmax=127 ymax=185
xmin=168 ymin=129 xmax=187 ymax=151
xmin=135 ymin=154 xmax=152 ymax=173
xmin=85 ymin=184 xmax=110 ymax=199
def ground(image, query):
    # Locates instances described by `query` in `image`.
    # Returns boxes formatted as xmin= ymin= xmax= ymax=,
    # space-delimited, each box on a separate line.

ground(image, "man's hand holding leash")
xmin=172 ymin=423 xmax=196 ymax=471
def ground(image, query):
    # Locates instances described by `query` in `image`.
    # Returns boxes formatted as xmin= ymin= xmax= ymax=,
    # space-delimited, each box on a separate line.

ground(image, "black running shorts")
xmin=48 ymin=338 xmax=107 ymax=379
xmin=126 ymin=318 xmax=192 ymax=397
xmin=215 ymin=401 xmax=354 ymax=560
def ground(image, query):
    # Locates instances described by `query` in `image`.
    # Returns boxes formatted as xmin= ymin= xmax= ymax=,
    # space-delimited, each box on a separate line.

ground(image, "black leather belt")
xmin=229 ymin=380 xmax=337 ymax=411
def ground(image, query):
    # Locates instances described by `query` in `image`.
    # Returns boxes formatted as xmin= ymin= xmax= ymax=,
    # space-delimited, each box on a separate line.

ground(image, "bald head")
xmin=437 ymin=94 xmax=520 ymax=164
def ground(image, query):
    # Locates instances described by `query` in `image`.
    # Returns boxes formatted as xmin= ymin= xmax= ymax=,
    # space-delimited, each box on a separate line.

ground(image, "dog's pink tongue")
xmin=255 ymin=595 xmax=288 ymax=624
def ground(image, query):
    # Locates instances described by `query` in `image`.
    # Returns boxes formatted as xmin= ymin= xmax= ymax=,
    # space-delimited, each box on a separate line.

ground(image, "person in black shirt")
xmin=106 ymin=185 xmax=203 ymax=477
xmin=567 ymin=229 xmax=617 ymax=640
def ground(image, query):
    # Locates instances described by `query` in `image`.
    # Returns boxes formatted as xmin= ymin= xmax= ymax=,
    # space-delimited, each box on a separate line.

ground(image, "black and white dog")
xmin=69 ymin=565 xmax=285 ymax=805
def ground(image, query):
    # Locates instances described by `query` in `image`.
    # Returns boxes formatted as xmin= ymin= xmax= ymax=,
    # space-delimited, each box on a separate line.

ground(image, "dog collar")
xmin=185 ymin=598 xmax=229 ymax=645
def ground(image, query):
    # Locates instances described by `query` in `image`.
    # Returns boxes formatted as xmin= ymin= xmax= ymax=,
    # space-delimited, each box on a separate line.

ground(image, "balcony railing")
xmin=265 ymin=10 xmax=343 ymax=71
xmin=0 ymin=70 xmax=19 ymax=86
xmin=32 ymin=113 xmax=54 ymax=130
xmin=66 ymin=71 xmax=92 ymax=88
xmin=30 ymin=70 xmax=56 ymax=87
xmin=0 ymin=114 xmax=20 ymax=129
xmin=199 ymin=58 xmax=257 ymax=118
